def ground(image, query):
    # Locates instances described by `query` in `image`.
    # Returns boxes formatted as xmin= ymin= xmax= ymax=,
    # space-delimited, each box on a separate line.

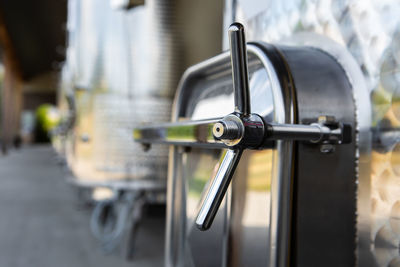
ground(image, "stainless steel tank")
xmin=132 ymin=0 xmax=400 ymax=266
xmin=60 ymin=0 xmax=183 ymax=188
xmin=229 ymin=1 xmax=400 ymax=266
xmin=60 ymin=0 xmax=223 ymax=189
xmin=55 ymin=0 xmax=223 ymax=257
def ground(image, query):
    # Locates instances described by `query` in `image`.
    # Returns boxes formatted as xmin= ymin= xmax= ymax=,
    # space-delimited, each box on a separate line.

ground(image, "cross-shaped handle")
xmin=133 ymin=22 xmax=352 ymax=231
xmin=195 ymin=23 xmax=253 ymax=230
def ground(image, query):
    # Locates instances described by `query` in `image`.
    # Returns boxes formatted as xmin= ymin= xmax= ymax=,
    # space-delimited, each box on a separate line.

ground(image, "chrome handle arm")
xmin=229 ymin=23 xmax=250 ymax=116
xmin=196 ymin=149 xmax=242 ymax=230
xmin=133 ymin=118 xmax=226 ymax=148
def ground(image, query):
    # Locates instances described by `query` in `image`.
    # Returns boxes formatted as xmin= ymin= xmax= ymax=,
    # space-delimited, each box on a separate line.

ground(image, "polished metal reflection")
xmin=196 ymin=149 xmax=242 ymax=230
xmin=134 ymin=118 xmax=223 ymax=148
xmin=165 ymin=43 xmax=291 ymax=266
xmin=230 ymin=150 xmax=272 ymax=266
xmin=229 ymin=23 xmax=251 ymax=115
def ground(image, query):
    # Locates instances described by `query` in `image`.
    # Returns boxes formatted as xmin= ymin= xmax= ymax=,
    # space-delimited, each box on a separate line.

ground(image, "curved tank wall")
xmin=226 ymin=0 xmax=400 ymax=266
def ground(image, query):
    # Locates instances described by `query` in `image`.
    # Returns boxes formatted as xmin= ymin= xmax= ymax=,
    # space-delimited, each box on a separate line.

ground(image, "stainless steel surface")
xmin=226 ymin=0 xmax=393 ymax=265
xmin=260 ymin=45 xmax=296 ymax=267
xmin=164 ymin=43 xmax=294 ymax=266
xmin=133 ymin=118 xmax=224 ymax=148
xmin=229 ymin=23 xmax=251 ymax=115
xmin=58 ymin=0 xmax=218 ymax=258
xmin=195 ymin=149 xmax=242 ymax=230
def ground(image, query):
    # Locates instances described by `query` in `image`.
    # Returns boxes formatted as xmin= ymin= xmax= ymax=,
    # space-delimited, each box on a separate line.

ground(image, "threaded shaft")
xmin=213 ymin=120 xmax=241 ymax=140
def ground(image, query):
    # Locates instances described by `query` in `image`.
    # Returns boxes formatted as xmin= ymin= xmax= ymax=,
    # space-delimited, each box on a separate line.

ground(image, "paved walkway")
xmin=0 ymin=145 xmax=164 ymax=267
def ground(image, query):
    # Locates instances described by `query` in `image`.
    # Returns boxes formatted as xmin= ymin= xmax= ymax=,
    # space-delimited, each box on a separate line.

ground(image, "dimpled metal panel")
xmin=228 ymin=0 xmax=400 ymax=266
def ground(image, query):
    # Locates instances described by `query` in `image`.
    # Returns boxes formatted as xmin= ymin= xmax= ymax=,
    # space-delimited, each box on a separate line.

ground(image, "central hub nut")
xmin=213 ymin=120 xmax=241 ymax=140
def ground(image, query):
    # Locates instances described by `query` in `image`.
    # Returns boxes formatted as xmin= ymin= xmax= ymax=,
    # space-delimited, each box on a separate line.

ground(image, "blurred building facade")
xmin=0 ymin=0 xmax=66 ymax=149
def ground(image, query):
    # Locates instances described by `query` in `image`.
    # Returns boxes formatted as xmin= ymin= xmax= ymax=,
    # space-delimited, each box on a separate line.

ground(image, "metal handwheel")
xmin=134 ymin=23 xmax=351 ymax=231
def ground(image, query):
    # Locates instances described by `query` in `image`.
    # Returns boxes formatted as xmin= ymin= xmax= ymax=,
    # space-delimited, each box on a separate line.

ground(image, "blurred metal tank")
xmin=59 ymin=0 xmax=204 ymax=187
xmin=57 ymin=0 xmax=223 ymax=188
xmin=55 ymin=0 xmax=223 ymax=257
